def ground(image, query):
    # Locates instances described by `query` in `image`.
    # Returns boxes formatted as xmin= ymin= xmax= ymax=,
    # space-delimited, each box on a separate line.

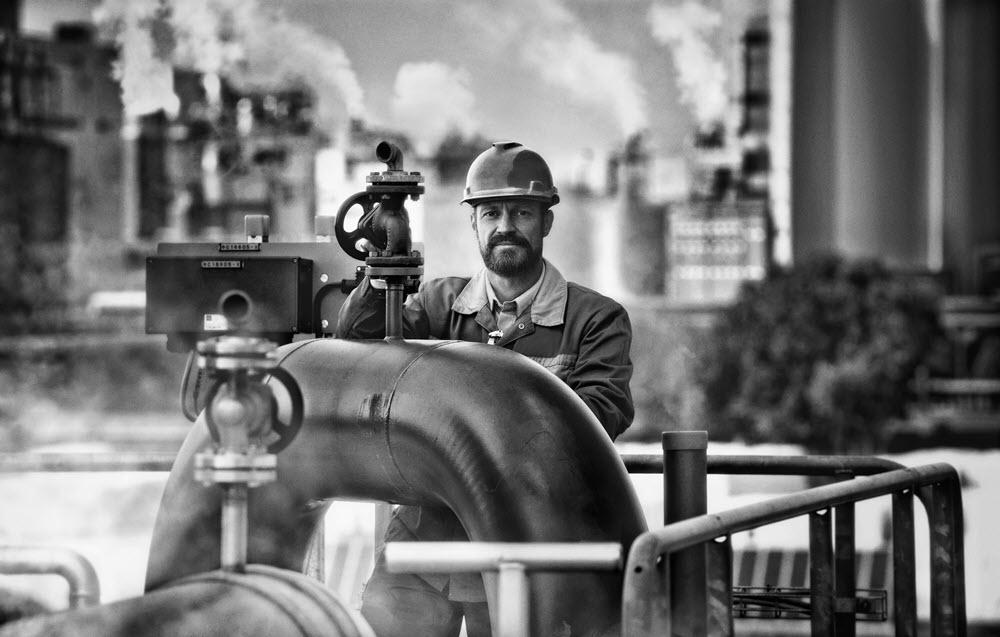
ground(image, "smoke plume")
xmin=95 ymin=0 xmax=364 ymax=139
xmin=459 ymin=0 xmax=647 ymax=136
xmin=94 ymin=0 xmax=178 ymax=117
xmin=647 ymin=1 xmax=728 ymax=126
xmin=390 ymin=62 xmax=479 ymax=157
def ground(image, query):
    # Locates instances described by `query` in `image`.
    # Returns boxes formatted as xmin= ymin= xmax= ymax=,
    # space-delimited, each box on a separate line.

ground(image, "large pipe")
xmin=146 ymin=338 xmax=648 ymax=636
xmin=0 ymin=565 xmax=372 ymax=637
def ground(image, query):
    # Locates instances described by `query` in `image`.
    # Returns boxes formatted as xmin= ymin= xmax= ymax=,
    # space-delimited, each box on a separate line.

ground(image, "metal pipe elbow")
xmin=0 ymin=545 xmax=100 ymax=609
xmin=146 ymin=338 xmax=647 ymax=635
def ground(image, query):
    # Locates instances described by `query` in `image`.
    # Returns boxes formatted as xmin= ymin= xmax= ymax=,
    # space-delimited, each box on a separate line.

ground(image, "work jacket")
xmin=336 ymin=260 xmax=634 ymax=600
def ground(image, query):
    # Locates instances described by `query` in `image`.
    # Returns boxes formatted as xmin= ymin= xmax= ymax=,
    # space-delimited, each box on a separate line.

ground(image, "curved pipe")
xmin=0 ymin=565 xmax=372 ymax=637
xmin=0 ymin=545 xmax=100 ymax=608
xmin=146 ymin=338 xmax=647 ymax=636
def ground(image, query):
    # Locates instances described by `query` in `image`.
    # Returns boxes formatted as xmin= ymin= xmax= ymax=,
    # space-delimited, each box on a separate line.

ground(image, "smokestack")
xmin=618 ymin=132 xmax=665 ymax=295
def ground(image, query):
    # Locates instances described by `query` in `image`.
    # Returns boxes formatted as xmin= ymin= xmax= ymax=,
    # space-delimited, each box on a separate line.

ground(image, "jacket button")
xmin=518 ymin=323 xmax=525 ymax=330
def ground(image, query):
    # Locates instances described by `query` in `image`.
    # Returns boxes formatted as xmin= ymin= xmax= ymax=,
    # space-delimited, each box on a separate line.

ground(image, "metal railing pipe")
xmin=0 ymin=452 xmax=176 ymax=473
xmin=705 ymin=536 xmax=734 ymax=637
xmin=3 ymin=451 xmax=906 ymax=477
xmin=662 ymin=431 xmax=708 ymax=636
xmin=623 ymin=463 xmax=965 ymax=637
xmin=622 ymin=453 xmax=906 ymax=476
xmin=810 ymin=508 xmax=835 ymax=636
xmin=384 ymin=541 xmax=622 ymax=573
xmin=497 ymin=562 xmax=530 ymax=637
xmin=0 ymin=545 xmax=101 ymax=608
xmin=385 ymin=541 xmax=623 ymax=637
xmin=927 ymin=480 xmax=968 ymax=637
xmin=834 ymin=472 xmax=857 ymax=637
xmin=892 ymin=488 xmax=918 ymax=636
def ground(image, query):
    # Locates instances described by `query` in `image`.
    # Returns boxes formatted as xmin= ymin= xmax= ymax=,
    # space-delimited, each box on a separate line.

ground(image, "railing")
xmin=0 ymin=452 xmax=175 ymax=473
xmin=621 ymin=432 xmax=966 ymax=637
xmin=0 ymin=440 xmax=967 ymax=637
xmin=385 ymin=542 xmax=622 ymax=637
xmin=0 ymin=546 xmax=101 ymax=609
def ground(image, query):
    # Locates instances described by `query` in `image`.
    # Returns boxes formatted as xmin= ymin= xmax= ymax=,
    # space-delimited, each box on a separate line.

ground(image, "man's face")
xmin=471 ymin=198 xmax=553 ymax=277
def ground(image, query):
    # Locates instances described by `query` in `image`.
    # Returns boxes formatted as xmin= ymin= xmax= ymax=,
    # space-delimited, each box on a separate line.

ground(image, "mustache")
xmin=487 ymin=233 xmax=531 ymax=250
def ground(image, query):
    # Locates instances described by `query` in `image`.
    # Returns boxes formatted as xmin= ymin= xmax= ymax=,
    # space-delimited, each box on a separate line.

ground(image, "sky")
xmin=22 ymin=0 xmax=765 ymax=179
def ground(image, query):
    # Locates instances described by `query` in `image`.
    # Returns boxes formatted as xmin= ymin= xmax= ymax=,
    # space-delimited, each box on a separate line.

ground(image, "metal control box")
xmin=146 ymin=255 xmax=313 ymax=345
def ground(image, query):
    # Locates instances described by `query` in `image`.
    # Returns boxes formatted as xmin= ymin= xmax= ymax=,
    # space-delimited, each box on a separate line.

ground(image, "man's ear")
xmin=542 ymin=208 xmax=554 ymax=237
xmin=470 ymin=211 xmax=478 ymax=235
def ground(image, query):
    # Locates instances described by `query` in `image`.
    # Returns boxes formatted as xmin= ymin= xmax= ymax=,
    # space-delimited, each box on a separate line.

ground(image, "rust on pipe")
xmin=145 ymin=338 xmax=648 ymax=636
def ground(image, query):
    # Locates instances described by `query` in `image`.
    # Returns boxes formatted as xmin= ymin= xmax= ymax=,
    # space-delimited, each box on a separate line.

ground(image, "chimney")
xmin=618 ymin=131 xmax=665 ymax=295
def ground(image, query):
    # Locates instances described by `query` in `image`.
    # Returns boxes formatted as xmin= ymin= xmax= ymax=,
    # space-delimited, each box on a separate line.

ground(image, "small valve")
xmin=191 ymin=335 xmax=304 ymax=571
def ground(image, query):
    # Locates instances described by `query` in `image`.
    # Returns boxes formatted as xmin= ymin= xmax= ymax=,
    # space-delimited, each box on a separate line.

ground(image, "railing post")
xmin=833 ymin=472 xmax=856 ymax=637
xmin=662 ymin=431 xmax=708 ymax=636
xmin=892 ymin=488 xmax=917 ymax=637
xmin=706 ymin=535 xmax=734 ymax=637
xmin=810 ymin=508 xmax=835 ymax=636
xmin=927 ymin=481 xmax=967 ymax=637
xmin=496 ymin=562 xmax=530 ymax=637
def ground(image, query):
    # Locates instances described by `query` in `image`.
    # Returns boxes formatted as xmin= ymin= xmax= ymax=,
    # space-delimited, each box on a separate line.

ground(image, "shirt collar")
xmin=485 ymin=261 xmax=545 ymax=315
xmin=454 ymin=259 xmax=567 ymax=326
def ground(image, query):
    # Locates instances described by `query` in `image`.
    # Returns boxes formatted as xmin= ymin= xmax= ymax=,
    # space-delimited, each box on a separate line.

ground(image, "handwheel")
xmin=263 ymin=366 xmax=304 ymax=453
xmin=202 ymin=366 xmax=304 ymax=454
xmin=334 ymin=192 xmax=379 ymax=260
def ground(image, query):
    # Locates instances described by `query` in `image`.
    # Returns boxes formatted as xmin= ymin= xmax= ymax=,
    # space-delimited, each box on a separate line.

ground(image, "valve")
xmin=334 ymin=141 xmax=425 ymax=339
xmin=334 ymin=140 xmax=425 ymax=263
xmin=192 ymin=335 xmax=304 ymax=571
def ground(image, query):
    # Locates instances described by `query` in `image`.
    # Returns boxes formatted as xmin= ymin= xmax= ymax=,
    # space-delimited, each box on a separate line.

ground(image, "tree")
xmin=693 ymin=254 xmax=946 ymax=453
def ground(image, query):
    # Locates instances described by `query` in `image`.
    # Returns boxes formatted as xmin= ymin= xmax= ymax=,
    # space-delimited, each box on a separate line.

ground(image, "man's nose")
xmin=497 ymin=211 xmax=516 ymax=232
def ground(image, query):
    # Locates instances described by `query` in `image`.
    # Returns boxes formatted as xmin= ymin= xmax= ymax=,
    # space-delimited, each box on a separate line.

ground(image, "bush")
xmin=693 ymin=254 xmax=946 ymax=453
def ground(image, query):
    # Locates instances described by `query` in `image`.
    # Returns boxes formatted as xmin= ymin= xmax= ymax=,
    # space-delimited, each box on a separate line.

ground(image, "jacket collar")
xmin=453 ymin=259 xmax=567 ymax=327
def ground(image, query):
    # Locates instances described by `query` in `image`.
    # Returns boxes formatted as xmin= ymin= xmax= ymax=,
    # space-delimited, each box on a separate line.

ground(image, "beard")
xmin=481 ymin=233 xmax=542 ymax=277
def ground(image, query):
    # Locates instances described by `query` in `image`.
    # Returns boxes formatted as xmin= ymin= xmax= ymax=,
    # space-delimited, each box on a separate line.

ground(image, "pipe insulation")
xmin=146 ymin=338 xmax=647 ymax=635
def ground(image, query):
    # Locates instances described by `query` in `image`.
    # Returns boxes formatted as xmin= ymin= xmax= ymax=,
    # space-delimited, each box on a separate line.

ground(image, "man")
xmin=337 ymin=141 xmax=633 ymax=637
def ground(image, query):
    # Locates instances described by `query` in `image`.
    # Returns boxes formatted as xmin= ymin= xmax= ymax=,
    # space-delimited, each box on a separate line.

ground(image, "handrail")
xmin=0 ymin=452 xmax=176 ymax=473
xmin=0 ymin=545 xmax=101 ymax=608
xmin=0 ymin=451 xmax=904 ymax=476
xmin=622 ymin=453 xmax=905 ymax=475
xmin=385 ymin=541 xmax=623 ymax=637
xmin=622 ymin=462 xmax=966 ymax=637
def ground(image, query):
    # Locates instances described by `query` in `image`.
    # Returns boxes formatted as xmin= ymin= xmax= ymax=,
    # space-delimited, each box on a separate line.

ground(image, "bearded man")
xmin=336 ymin=141 xmax=634 ymax=637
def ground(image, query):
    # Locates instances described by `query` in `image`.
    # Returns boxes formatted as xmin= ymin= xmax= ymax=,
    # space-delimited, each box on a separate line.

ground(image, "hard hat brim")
xmin=461 ymin=188 xmax=560 ymax=207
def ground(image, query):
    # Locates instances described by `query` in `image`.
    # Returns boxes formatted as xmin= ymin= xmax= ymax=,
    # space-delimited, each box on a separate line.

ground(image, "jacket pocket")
xmin=525 ymin=353 xmax=577 ymax=380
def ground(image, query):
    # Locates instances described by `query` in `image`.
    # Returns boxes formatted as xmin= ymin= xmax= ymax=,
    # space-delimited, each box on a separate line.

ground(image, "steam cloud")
xmin=390 ymin=62 xmax=479 ymax=157
xmin=94 ymin=0 xmax=178 ymax=117
xmin=95 ymin=0 xmax=364 ymax=140
xmin=459 ymin=0 xmax=647 ymax=136
xmin=647 ymin=1 xmax=728 ymax=126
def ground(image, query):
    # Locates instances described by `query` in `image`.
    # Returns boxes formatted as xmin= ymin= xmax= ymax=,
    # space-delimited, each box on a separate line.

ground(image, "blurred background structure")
xmin=1 ymin=0 xmax=999 ymax=630
xmin=2 ymin=0 xmax=995 ymax=447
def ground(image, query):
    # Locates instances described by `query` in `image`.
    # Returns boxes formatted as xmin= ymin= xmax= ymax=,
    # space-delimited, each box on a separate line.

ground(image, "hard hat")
xmin=461 ymin=141 xmax=560 ymax=206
